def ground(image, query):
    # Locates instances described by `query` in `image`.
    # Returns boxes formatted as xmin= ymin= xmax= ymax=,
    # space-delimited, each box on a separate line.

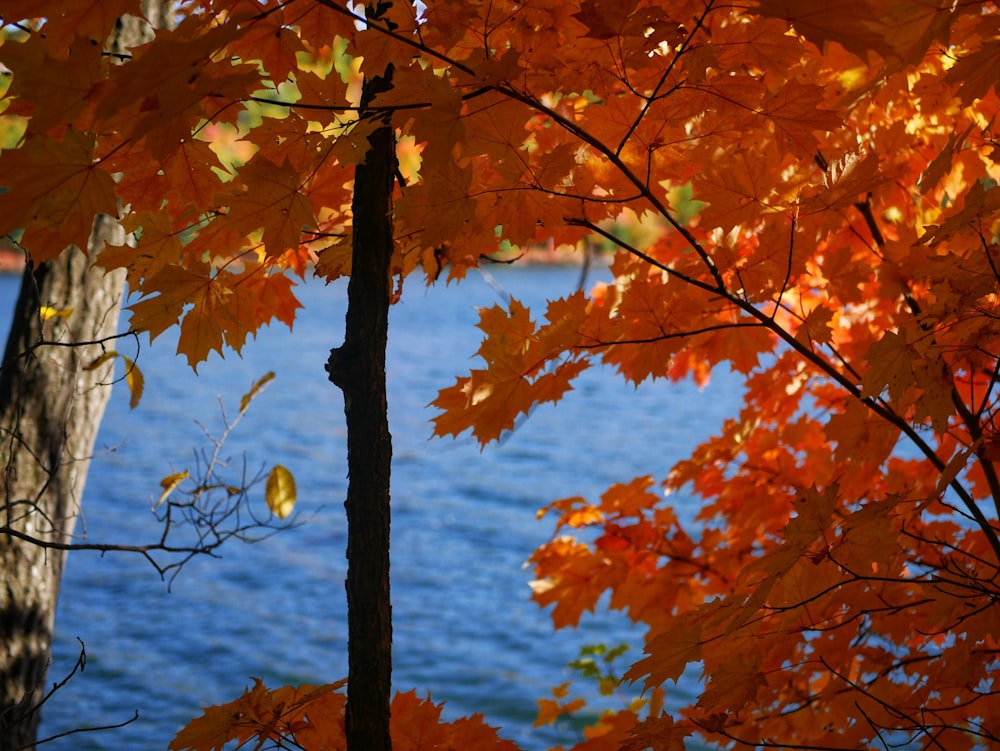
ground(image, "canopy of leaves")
xmin=4 ymin=0 xmax=1000 ymax=749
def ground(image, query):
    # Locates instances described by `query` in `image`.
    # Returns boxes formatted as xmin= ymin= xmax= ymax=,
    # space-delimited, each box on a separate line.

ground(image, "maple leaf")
xmin=922 ymin=179 xmax=1000 ymax=248
xmin=94 ymin=19 xmax=260 ymax=149
xmin=395 ymin=156 xmax=477 ymax=254
xmin=756 ymin=0 xmax=953 ymax=72
xmin=835 ymin=498 xmax=905 ymax=577
xmin=535 ymin=690 xmax=587 ymax=727
xmin=944 ymin=39 xmax=1000 ymax=105
xmin=0 ymin=35 xmax=106 ymax=134
xmin=169 ymin=704 xmax=245 ymax=751
xmin=325 ymin=115 xmax=384 ymax=168
xmin=227 ymin=9 xmax=305 ymax=84
xmin=860 ymin=329 xmax=914 ymax=404
xmin=761 ymin=78 xmax=842 ymax=152
xmin=537 ymin=494 xmax=605 ymax=531
xmin=1 ymin=0 xmax=137 ymax=55
xmin=169 ymin=678 xmax=273 ymax=751
xmin=288 ymin=2 xmax=358 ymax=57
xmin=170 ymin=678 xmax=350 ymax=751
xmin=128 ymin=263 xmax=294 ymax=369
xmin=795 ymin=303 xmax=836 ymax=346
xmin=238 ymin=271 xmax=303 ymax=330
xmin=529 ymin=536 xmax=618 ymax=628
xmin=619 ymin=714 xmax=691 ymax=751
xmin=703 ymin=323 xmax=774 ymax=374
xmin=603 ymin=477 xmax=661 ymax=515
xmin=697 ymin=651 xmax=765 ymax=712
xmin=625 ymin=616 xmax=703 ymax=687
xmin=97 ymin=210 xmax=184 ymax=285
xmin=572 ymin=0 xmax=623 ymax=40
xmin=738 ymin=484 xmax=838 ymax=580
xmin=432 ymin=295 xmax=591 ymax=444
xmin=391 ymin=690 xmax=448 ymax=749
xmin=439 ymin=712 xmax=523 ymax=751
xmin=113 ymin=138 xmax=230 ymax=216
xmin=175 ymin=277 xmax=238 ymax=368
xmin=127 ymin=264 xmax=209 ymax=343
xmin=314 ymin=238 xmax=353 ymax=281
xmin=220 ymin=155 xmax=317 ymax=258
xmin=389 ymin=690 xmax=524 ymax=750
xmin=0 ymin=129 xmax=118 ymax=260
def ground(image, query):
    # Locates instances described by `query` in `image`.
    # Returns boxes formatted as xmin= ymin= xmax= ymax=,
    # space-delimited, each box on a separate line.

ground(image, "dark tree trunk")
xmin=0 ymin=8 xmax=167 ymax=750
xmin=325 ymin=67 xmax=397 ymax=751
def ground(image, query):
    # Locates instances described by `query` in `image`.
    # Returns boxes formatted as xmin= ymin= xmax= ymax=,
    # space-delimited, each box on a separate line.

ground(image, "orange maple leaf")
xmin=0 ymin=129 xmax=118 ymax=260
xmin=2 ymin=0 xmax=137 ymax=55
xmin=221 ymin=156 xmax=317 ymax=258
xmin=432 ymin=295 xmax=591 ymax=444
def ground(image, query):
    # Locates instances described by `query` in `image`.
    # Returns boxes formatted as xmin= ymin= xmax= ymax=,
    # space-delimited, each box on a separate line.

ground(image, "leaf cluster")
xmin=170 ymin=679 xmax=521 ymax=751
xmin=5 ymin=0 xmax=1000 ymax=749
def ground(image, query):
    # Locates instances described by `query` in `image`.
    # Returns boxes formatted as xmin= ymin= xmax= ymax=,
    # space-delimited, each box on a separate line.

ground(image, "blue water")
xmin=1 ymin=265 xmax=740 ymax=749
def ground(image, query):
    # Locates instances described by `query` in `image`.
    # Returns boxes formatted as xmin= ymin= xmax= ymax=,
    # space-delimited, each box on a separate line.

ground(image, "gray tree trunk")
xmin=0 ymin=7 xmax=167 ymax=749
xmin=0 ymin=225 xmax=126 ymax=749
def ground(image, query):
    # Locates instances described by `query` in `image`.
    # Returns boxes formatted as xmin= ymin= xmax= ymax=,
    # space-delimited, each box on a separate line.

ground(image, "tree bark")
xmin=0 ymin=222 xmax=127 ymax=750
xmin=0 ymin=8 xmax=167 ymax=750
xmin=325 ymin=72 xmax=396 ymax=751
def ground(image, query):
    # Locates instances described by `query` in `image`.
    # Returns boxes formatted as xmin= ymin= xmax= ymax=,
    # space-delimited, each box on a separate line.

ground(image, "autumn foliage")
xmin=169 ymin=679 xmax=520 ymax=751
xmin=4 ymin=0 xmax=1000 ymax=749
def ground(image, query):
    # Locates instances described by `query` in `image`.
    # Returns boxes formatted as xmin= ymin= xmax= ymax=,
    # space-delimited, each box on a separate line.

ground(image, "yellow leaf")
xmin=39 ymin=305 xmax=74 ymax=321
xmin=265 ymin=465 xmax=296 ymax=519
xmin=83 ymin=351 xmax=144 ymax=408
xmin=121 ymin=354 xmax=144 ymax=409
xmin=598 ymin=677 xmax=618 ymax=696
xmin=239 ymin=371 xmax=275 ymax=414
xmin=83 ymin=351 xmax=117 ymax=371
xmin=158 ymin=470 xmax=190 ymax=507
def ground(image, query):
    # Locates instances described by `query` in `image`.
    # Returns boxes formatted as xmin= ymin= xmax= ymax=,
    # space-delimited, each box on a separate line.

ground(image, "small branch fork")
xmin=7 ymin=639 xmax=139 ymax=751
xmin=2 ymin=380 xmax=294 ymax=586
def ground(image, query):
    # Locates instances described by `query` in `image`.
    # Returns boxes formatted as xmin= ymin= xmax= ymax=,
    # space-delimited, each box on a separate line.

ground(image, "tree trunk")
xmin=325 ymin=71 xmax=397 ymax=751
xmin=0 ymin=222 xmax=126 ymax=750
xmin=0 ymin=8 xmax=167 ymax=749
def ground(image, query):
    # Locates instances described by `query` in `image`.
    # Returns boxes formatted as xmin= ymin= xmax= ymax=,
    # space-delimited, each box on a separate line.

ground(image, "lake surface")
xmin=1 ymin=265 xmax=741 ymax=750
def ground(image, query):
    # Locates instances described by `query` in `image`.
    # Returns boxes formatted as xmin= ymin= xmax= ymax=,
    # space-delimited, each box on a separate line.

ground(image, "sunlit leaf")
xmin=239 ymin=371 xmax=275 ymax=414
xmin=83 ymin=351 xmax=116 ymax=371
xmin=265 ymin=464 xmax=296 ymax=519
xmin=83 ymin=351 xmax=144 ymax=408
xmin=157 ymin=470 xmax=190 ymax=508
xmin=38 ymin=305 xmax=73 ymax=321
xmin=120 ymin=354 xmax=144 ymax=410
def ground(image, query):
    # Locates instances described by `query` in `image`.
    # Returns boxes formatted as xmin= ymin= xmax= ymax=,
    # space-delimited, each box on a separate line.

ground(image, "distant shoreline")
xmin=0 ymin=245 xmax=609 ymax=276
xmin=0 ymin=249 xmax=23 ymax=275
xmin=489 ymin=243 xmax=612 ymax=267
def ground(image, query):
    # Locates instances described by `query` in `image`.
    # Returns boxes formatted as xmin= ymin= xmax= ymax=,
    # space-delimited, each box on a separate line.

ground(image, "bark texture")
xmin=325 ymin=72 xmax=396 ymax=751
xmin=0 ymin=7 xmax=167 ymax=749
xmin=0 ymin=223 xmax=127 ymax=750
